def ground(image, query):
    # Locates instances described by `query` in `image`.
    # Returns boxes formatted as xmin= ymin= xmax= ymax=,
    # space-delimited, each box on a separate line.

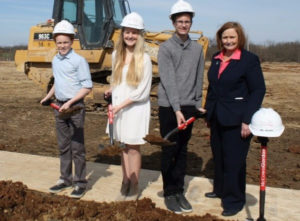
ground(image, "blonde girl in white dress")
xmin=105 ymin=12 xmax=152 ymax=201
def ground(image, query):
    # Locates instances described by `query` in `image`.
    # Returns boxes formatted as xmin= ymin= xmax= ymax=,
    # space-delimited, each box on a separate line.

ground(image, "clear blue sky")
xmin=0 ymin=0 xmax=299 ymax=46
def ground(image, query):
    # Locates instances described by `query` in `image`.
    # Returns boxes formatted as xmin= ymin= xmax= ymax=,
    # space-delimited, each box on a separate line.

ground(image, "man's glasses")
xmin=175 ymin=20 xmax=192 ymax=26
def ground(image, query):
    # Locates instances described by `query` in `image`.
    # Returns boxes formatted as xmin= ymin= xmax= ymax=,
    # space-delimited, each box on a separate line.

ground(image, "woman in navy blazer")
xmin=204 ymin=22 xmax=266 ymax=216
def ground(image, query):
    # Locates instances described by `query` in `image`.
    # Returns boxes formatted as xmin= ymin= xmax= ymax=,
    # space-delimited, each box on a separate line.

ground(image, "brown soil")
xmin=143 ymin=134 xmax=174 ymax=146
xmin=99 ymin=144 xmax=124 ymax=156
xmin=0 ymin=61 xmax=299 ymax=219
xmin=0 ymin=181 xmax=224 ymax=221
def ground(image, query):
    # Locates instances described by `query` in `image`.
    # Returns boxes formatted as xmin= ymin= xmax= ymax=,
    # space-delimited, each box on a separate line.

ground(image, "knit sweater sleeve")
xmin=158 ymin=44 xmax=181 ymax=112
xmin=195 ymin=46 xmax=205 ymax=108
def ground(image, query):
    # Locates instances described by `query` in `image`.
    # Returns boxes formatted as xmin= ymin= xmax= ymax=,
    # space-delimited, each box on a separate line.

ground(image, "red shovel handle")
xmin=260 ymin=145 xmax=267 ymax=191
xmin=178 ymin=117 xmax=196 ymax=130
xmin=50 ymin=103 xmax=60 ymax=110
xmin=257 ymin=136 xmax=269 ymax=221
xmin=163 ymin=117 xmax=196 ymax=141
xmin=108 ymin=104 xmax=114 ymax=124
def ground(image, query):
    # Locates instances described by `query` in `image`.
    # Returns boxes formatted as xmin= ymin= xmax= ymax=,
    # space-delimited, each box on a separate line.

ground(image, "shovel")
xmin=257 ymin=136 xmax=269 ymax=221
xmin=144 ymin=111 xmax=206 ymax=146
xmin=105 ymin=95 xmax=114 ymax=145
xmin=98 ymin=95 xmax=125 ymax=156
xmin=41 ymin=99 xmax=82 ymax=119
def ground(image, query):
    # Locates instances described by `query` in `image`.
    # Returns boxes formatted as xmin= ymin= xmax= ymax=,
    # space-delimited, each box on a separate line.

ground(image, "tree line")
xmin=0 ymin=46 xmax=26 ymax=61
xmin=1 ymin=41 xmax=300 ymax=62
xmin=206 ymin=40 xmax=300 ymax=62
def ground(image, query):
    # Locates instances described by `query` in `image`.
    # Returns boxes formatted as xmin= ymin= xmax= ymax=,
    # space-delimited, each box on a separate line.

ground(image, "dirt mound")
xmin=0 ymin=181 xmax=225 ymax=221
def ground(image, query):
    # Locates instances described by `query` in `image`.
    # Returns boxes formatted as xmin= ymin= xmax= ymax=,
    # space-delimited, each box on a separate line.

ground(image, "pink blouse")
xmin=214 ymin=49 xmax=241 ymax=79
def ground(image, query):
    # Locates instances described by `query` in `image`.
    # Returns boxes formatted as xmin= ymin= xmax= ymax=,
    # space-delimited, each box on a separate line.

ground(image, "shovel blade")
xmin=108 ymin=124 xmax=114 ymax=145
xmin=143 ymin=134 xmax=175 ymax=146
xmin=99 ymin=144 xmax=125 ymax=156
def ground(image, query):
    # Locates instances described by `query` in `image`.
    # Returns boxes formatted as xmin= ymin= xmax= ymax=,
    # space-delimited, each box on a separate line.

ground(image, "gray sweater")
xmin=157 ymin=34 xmax=205 ymax=112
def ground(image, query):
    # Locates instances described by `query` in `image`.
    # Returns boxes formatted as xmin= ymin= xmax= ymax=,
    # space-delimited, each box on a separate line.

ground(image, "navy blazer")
xmin=205 ymin=49 xmax=266 ymax=126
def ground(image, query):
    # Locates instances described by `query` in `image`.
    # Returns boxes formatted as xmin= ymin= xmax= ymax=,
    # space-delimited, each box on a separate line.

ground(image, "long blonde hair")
xmin=111 ymin=29 xmax=145 ymax=87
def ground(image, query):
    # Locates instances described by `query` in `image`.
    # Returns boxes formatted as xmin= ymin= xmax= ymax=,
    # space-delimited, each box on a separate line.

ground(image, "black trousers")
xmin=159 ymin=106 xmax=195 ymax=197
xmin=210 ymin=115 xmax=251 ymax=210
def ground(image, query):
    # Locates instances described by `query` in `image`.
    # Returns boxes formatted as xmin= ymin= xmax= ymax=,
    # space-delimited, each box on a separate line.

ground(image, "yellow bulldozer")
xmin=15 ymin=0 xmax=209 ymax=105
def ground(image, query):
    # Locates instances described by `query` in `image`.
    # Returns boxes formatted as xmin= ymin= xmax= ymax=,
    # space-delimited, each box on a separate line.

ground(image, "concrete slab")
xmin=0 ymin=151 xmax=299 ymax=220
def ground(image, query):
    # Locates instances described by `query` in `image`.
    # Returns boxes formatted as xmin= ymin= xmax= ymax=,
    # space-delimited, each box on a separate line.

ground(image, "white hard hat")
xmin=53 ymin=20 xmax=75 ymax=36
xmin=120 ymin=12 xmax=144 ymax=30
xmin=249 ymin=108 xmax=285 ymax=137
xmin=169 ymin=0 xmax=195 ymax=18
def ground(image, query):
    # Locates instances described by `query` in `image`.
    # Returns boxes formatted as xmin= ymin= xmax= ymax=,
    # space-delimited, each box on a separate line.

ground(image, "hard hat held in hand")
xmin=120 ymin=12 xmax=144 ymax=30
xmin=53 ymin=20 xmax=75 ymax=36
xmin=249 ymin=108 xmax=285 ymax=137
xmin=169 ymin=0 xmax=195 ymax=18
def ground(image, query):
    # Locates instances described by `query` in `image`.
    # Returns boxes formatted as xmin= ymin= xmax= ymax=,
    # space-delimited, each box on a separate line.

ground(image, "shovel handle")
xmin=108 ymin=104 xmax=114 ymax=124
xmin=41 ymin=100 xmax=60 ymax=110
xmin=107 ymin=102 xmax=114 ymax=145
xmin=257 ymin=136 xmax=269 ymax=221
xmin=50 ymin=103 xmax=60 ymax=110
xmin=164 ymin=117 xmax=196 ymax=140
xmin=178 ymin=117 xmax=196 ymax=130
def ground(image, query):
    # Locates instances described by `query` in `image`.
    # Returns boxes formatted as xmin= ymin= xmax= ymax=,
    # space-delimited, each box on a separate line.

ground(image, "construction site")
xmin=1 ymin=0 xmax=300 ymax=220
xmin=1 ymin=60 xmax=300 ymax=220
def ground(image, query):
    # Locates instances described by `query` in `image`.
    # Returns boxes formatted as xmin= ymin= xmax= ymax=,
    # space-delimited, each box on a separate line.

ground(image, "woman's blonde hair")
xmin=111 ymin=28 xmax=145 ymax=87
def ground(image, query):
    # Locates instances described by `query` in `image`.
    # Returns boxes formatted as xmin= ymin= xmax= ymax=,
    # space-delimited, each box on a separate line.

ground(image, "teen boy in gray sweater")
xmin=157 ymin=0 xmax=205 ymax=214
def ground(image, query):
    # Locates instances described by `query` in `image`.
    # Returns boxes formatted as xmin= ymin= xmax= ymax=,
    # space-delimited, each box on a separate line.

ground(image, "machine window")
xmin=62 ymin=0 xmax=77 ymax=23
xmin=113 ymin=0 xmax=126 ymax=25
xmin=83 ymin=0 xmax=106 ymax=44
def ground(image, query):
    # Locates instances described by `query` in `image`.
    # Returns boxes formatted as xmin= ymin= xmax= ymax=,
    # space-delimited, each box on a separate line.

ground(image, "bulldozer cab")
xmin=52 ymin=0 xmax=128 ymax=49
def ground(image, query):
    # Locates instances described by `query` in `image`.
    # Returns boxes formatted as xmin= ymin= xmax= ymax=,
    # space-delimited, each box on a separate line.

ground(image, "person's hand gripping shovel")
xmin=98 ymin=94 xmax=124 ymax=156
xmin=41 ymin=99 xmax=82 ymax=119
xmin=144 ymin=109 xmax=206 ymax=146
xmin=105 ymin=95 xmax=114 ymax=146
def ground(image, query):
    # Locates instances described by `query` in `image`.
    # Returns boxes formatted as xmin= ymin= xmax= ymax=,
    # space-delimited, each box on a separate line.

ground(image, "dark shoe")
xmin=164 ymin=195 xmax=182 ymax=214
xmin=126 ymin=182 xmax=139 ymax=201
xmin=176 ymin=193 xmax=193 ymax=212
xmin=222 ymin=208 xmax=242 ymax=216
xmin=49 ymin=180 xmax=72 ymax=193
xmin=116 ymin=182 xmax=130 ymax=201
xmin=205 ymin=192 xmax=219 ymax=198
xmin=70 ymin=186 xmax=86 ymax=198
